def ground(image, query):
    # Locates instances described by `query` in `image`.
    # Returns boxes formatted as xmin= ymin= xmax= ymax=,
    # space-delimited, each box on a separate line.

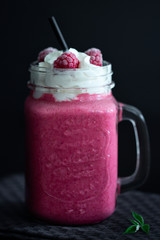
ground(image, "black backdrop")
xmin=1 ymin=0 xmax=160 ymax=193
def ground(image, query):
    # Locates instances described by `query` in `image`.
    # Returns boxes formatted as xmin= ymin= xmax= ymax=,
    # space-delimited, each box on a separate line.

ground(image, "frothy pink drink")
xmin=25 ymin=47 xmax=150 ymax=225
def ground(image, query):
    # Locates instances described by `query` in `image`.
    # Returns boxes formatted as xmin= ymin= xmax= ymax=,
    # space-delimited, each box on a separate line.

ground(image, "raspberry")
xmin=85 ymin=48 xmax=103 ymax=66
xmin=54 ymin=51 xmax=79 ymax=69
xmin=38 ymin=47 xmax=57 ymax=62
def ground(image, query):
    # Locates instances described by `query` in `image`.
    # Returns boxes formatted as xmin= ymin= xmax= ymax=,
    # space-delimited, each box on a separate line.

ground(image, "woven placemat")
xmin=0 ymin=174 xmax=160 ymax=240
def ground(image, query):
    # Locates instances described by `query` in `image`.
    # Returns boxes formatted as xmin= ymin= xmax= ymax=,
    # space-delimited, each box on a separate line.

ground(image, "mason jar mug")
xmin=24 ymin=61 xmax=150 ymax=225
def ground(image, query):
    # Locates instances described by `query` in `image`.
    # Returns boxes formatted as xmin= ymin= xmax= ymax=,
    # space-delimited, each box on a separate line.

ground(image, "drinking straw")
xmin=48 ymin=16 xmax=68 ymax=51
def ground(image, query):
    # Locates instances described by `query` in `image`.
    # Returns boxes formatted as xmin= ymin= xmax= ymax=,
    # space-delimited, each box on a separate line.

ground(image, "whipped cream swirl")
xmin=29 ymin=48 xmax=113 ymax=101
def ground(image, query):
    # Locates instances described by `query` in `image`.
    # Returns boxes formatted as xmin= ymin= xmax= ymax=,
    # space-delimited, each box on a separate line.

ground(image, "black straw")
xmin=48 ymin=16 xmax=68 ymax=51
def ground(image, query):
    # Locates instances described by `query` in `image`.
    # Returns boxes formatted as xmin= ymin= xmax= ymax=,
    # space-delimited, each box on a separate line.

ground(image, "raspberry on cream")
xmin=38 ymin=47 xmax=58 ymax=62
xmin=85 ymin=48 xmax=103 ymax=66
xmin=54 ymin=51 xmax=79 ymax=68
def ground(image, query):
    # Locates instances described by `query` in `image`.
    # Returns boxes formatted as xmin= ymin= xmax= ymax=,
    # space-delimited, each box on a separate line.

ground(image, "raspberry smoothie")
xmin=25 ymin=48 xmax=119 ymax=224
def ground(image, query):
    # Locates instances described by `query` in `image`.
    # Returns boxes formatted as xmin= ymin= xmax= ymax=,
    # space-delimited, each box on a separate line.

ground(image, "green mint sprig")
xmin=123 ymin=211 xmax=150 ymax=234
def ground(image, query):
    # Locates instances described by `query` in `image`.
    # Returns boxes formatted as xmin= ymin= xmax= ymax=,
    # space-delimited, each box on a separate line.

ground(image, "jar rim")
xmin=27 ymin=81 xmax=115 ymax=90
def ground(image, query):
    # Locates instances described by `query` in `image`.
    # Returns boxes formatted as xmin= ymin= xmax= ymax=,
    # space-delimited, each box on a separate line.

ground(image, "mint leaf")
xmin=141 ymin=224 xmax=150 ymax=234
xmin=124 ymin=225 xmax=140 ymax=234
xmin=132 ymin=211 xmax=144 ymax=225
xmin=123 ymin=211 xmax=150 ymax=235
xmin=129 ymin=219 xmax=140 ymax=226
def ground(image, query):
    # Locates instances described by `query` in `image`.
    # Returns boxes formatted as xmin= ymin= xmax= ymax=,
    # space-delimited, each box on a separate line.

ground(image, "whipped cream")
xmin=29 ymin=48 xmax=113 ymax=101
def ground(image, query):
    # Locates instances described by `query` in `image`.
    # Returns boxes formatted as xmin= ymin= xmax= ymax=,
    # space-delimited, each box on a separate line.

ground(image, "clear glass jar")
xmin=24 ymin=61 xmax=150 ymax=225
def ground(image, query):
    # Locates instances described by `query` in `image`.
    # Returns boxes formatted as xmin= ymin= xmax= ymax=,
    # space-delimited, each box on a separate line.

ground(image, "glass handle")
xmin=118 ymin=103 xmax=150 ymax=193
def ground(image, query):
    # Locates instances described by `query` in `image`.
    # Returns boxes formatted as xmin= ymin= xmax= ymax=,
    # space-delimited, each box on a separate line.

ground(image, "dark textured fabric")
xmin=0 ymin=175 xmax=160 ymax=240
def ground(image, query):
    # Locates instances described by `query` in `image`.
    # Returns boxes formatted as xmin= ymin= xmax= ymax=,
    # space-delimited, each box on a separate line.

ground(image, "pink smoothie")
xmin=25 ymin=92 xmax=118 ymax=225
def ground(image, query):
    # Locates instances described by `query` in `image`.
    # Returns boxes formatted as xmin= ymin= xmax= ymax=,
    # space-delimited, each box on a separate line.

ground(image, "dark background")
xmin=1 ymin=0 xmax=160 ymax=193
